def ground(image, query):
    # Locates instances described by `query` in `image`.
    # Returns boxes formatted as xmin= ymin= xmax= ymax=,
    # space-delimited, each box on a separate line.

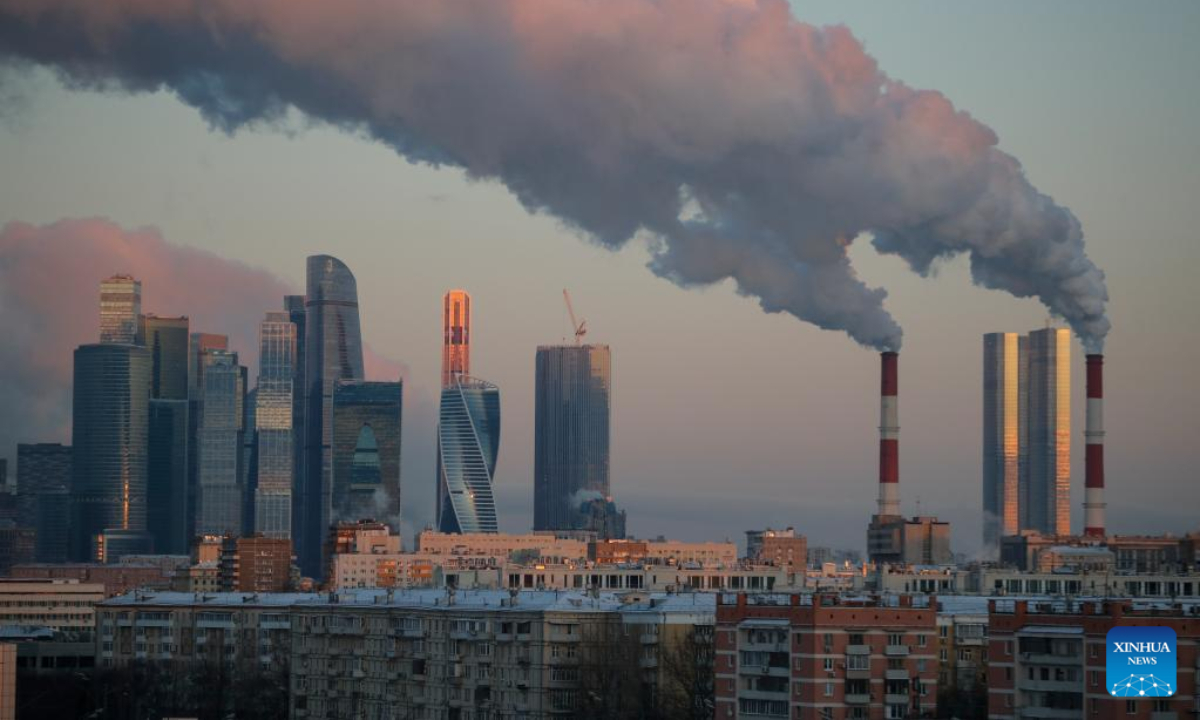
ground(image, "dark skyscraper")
xmin=147 ymin=399 xmax=189 ymax=554
xmin=71 ymin=343 xmax=152 ymax=561
xmin=143 ymin=315 xmax=189 ymax=400
xmin=285 ymin=295 xmax=307 ymax=541
xmin=256 ymin=311 xmax=297 ymax=539
xmin=332 ymin=381 xmax=401 ymax=530
xmin=533 ymin=344 xmax=611 ymax=531
xmin=16 ymin=443 xmax=72 ymax=563
xmin=301 ymin=255 xmax=364 ymax=576
xmin=195 ymin=350 xmax=244 ymax=537
xmin=437 ymin=376 xmax=501 ymax=534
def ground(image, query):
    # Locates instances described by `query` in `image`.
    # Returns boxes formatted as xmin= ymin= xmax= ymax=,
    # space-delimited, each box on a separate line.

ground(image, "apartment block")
xmin=0 ymin=581 xmax=105 ymax=638
xmin=715 ymin=593 xmax=938 ymax=719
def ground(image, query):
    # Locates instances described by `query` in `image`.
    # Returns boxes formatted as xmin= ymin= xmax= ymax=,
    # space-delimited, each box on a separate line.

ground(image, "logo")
xmin=1107 ymin=626 xmax=1176 ymax=697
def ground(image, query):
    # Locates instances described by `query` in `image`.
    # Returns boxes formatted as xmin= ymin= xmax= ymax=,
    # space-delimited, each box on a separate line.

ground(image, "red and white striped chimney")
xmin=878 ymin=351 xmax=900 ymax=517
xmin=1084 ymin=353 xmax=1106 ymax=537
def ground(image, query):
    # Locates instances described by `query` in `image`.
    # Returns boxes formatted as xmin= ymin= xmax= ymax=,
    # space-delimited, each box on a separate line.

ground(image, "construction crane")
xmin=562 ymin=289 xmax=586 ymax=345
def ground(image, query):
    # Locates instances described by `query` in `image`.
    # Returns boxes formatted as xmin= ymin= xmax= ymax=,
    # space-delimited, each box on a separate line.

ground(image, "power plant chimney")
xmin=1083 ymin=353 xmax=1106 ymax=537
xmin=878 ymin=351 xmax=900 ymax=517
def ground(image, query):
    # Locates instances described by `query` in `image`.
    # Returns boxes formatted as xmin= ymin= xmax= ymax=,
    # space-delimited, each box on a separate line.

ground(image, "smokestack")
xmin=1084 ymin=354 xmax=1106 ymax=537
xmin=878 ymin=351 xmax=900 ymax=517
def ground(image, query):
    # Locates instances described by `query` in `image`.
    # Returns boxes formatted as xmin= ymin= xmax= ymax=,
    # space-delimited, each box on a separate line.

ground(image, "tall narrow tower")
xmin=442 ymin=290 xmax=471 ymax=388
xmin=982 ymin=333 xmax=1024 ymax=548
xmin=1025 ymin=328 xmax=1071 ymax=536
xmin=99 ymin=274 xmax=142 ymax=344
xmin=1083 ymin=354 xmax=1106 ymax=537
xmin=878 ymin=351 xmax=900 ymax=517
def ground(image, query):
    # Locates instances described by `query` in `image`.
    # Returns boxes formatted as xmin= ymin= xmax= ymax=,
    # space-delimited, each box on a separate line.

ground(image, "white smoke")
xmin=0 ymin=0 xmax=1109 ymax=350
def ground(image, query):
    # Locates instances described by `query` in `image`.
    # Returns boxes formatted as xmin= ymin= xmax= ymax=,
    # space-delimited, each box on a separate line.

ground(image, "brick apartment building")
xmin=987 ymin=598 xmax=1199 ymax=719
xmin=716 ymin=593 xmax=938 ymax=719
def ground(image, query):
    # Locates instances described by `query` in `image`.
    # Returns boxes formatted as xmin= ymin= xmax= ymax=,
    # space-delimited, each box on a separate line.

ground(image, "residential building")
xmin=936 ymin=597 xmax=989 ymax=718
xmin=301 ymin=255 xmax=365 ymax=578
xmin=869 ymin=515 xmax=953 ymax=567
xmin=436 ymin=376 xmax=501 ymax=534
xmin=9 ymin=563 xmax=178 ymax=596
xmin=716 ymin=593 xmax=939 ymax=719
xmin=71 ymin=343 xmax=152 ymax=561
xmin=533 ymin=344 xmax=612 ymax=532
xmin=255 ymin=311 xmax=297 ymax=538
xmin=98 ymin=274 xmax=141 ymax=344
xmin=331 ymin=380 xmax=401 ymax=528
xmin=0 ymin=581 xmax=105 ymax=637
xmin=987 ymin=598 xmax=1200 ymax=719
xmin=746 ymin=527 xmax=808 ymax=570
xmin=218 ymin=535 xmax=294 ymax=593
xmin=416 ymin=531 xmax=586 ymax=563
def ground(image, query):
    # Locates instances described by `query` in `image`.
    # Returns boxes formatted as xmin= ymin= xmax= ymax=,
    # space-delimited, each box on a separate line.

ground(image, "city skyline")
xmin=0 ymin=3 xmax=1197 ymax=555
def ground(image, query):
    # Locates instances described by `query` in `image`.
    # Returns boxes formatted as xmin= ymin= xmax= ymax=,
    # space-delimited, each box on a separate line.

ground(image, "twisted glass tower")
xmin=436 ymin=376 xmax=500 ymax=533
xmin=301 ymin=255 xmax=364 ymax=576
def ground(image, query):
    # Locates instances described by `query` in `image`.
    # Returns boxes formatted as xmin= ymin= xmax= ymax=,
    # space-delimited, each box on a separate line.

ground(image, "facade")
xmin=936 ymin=598 xmax=989 ymax=717
xmin=256 ymin=311 xmax=297 ymax=538
xmin=331 ymin=380 xmax=402 ymax=528
xmin=187 ymin=333 xmax=228 ymax=543
xmin=71 ymin=343 xmax=152 ymax=562
xmin=1024 ymin=328 xmax=1071 ymax=536
xmin=195 ymin=350 xmax=245 ymax=537
xmin=301 ymin=255 xmax=365 ymax=578
xmin=285 ymin=295 xmax=307 ymax=545
xmin=147 ymin=399 xmax=189 ymax=554
xmin=0 ymin=644 xmax=12 ymax=720
xmin=715 ymin=593 xmax=939 ymax=719
xmin=10 ymin=563 xmax=176 ymax=596
xmin=746 ymin=527 xmax=809 ymax=570
xmin=15 ymin=443 xmax=72 ymax=564
xmin=441 ymin=289 xmax=471 ymax=388
xmin=437 ymin=376 xmax=501 ymax=534
xmin=417 ymin=531 xmax=586 ymax=562
xmin=533 ymin=344 xmax=612 ymax=532
xmin=98 ymin=274 xmax=141 ymax=344
xmin=218 ymin=535 xmax=294 ymax=593
xmin=869 ymin=515 xmax=953 ymax=567
xmin=987 ymin=598 xmax=1199 ymax=720
xmin=142 ymin=314 xmax=189 ymax=400
xmin=187 ymin=332 xmax=228 ymax=398
xmin=983 ymin=332 xmax=1025 ymax=549
xmin=0 ymin=581 xmax=105 ymax=636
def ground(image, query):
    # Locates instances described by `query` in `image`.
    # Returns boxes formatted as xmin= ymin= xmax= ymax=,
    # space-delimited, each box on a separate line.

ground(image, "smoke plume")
xmin=0 ymin=217 xmax=410 ymax=464
xmin=0 ymin=0 xmax=1109 ymax=350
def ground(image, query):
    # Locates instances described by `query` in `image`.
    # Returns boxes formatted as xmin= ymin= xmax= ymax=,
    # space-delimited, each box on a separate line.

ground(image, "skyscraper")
xmin=301 ymin=255 xmax=364 ymax=576
xmin=285 ymin=295 xmax=307 ymax=543
xmin=71 ymin=343 xmax=152 ymax=561
xmin=332 ymin=381 xmax=402 ymax=529
xmin=255 ymin=311 xmax=297 ymax=538
xmin=147 ymin=399 xmax=189 ymax=554
xmin=533 ymin=344 xmax=612 ymax=531
xmin=982 ymin=332 xmax=1025 ymax=549
xmin=99 ymin=274 xmax=141 ymax=344
xmin=187 ymin=333 xmax=228 ymax=544
xmin=195 ymin=350 xmax=245 ymax=537
xmin=142 ymin=315 xmax=189 ymax=400
xmin=188 ymin=333 xmax=229 ymax=399
xmin=16 ymin=443 xmax=72 ymax=563
xmin=437 ymin=376 xmax=501 ymax=534
xmin=1025 ymin=327 xmax=1071 ymax=536
xmin=441 ymin=290 xmax=471 ymax=388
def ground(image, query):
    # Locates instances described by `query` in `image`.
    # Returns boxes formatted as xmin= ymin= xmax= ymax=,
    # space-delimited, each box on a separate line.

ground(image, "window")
xmin=824 ymin=682 xmax=833 ymax=697
xmin=847 ymin=654 xmax=869 ymax=671
xmin=849 ymin=633 xmax=864 ymax=645
xmin=1153 ymin=700 xmax=1171 ymax=712
xmin=823 ymin=658 xmax=833 ymax=672
xmin=888 ymin=633 xmax=903 ymax=646
xmin=939 ymin=649 xmax=947 ymax=661
xmin=823 ymin=633 xmax=833 ymax=652
xmin=1126 ymin=700 xmax=1137 ymax=714
xmin=917 ymin=634 xmax=926 ymax=647
xmin=1004 ymin=641 xmax=1012 ymax=656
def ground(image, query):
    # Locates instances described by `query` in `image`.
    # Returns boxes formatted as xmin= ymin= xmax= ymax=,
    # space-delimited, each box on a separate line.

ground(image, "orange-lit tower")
xmin=441 ymin=290 xmax=471 ymax=388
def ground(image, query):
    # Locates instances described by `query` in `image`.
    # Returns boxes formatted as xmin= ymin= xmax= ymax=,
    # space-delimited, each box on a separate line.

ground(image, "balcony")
xmin=1019 ymin=652 xmax=1080 ymax=666
xmin=846 ymin=667 xmax=872 ymax=680
xmin=1017 ymin=678 xmax=1083 ymax=693
xmin=885 ymin=669 xmax=908 ymax=681
xmin=1016 ymin=707 xmax=1083 ymax=720
xmin=844 ymin=693 xmax=870 ymax=705
xmin=885 ymin=645 xmax=910 ymax=657
xmin=845 ymin=644 xmax=870 ymax=655
xmin=885 ymin=694 xmax=910 ymax=706
xmin=738 ymin=664 xmax=789 ymax=678
xmin=640 ymin=633 xmax=659 ymax=645
xmin=1149 ymin=712 xmax=1178 ymax=720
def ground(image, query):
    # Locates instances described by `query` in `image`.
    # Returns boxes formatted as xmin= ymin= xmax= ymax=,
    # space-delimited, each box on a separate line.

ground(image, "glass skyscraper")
xmin=982 ymin=333 xmax=1026 ymax=549
xmin=16 ymin=443 xmax=72 ymax=563
xmin=533 ymin=344 xmax=612 ymax=531
xmin=441 ymin=290 xmax=471 ymax=388
xmin=301 ymin=255 xmax=364 ymax=576
xmin=255 ymin=311 xmax=297 ymax=538
xmin=332 ymin=380 xmax=402 ymax=529
xmin=147 ymin=399 xmax=189 ymax=553
xmin=1025 ymin=327 xmax=1071 ymax=536
xmin=142 ymin=315 xmax=189 ymax=400
xmin=285 ymin=295 xmax=307 ymax=544
xmin=196 ymin=350 xmax=245 ymax=537
xmin=71 ymin=343 xmax=152 ymax=561
xmin=437 ymin=376 xmax=501 ymax=534
xmin=99 ymin=274 xmax=141 ymax=344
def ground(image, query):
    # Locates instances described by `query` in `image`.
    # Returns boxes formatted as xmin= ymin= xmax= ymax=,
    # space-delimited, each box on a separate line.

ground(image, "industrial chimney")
xmin=1083 ymin=354 xmax=1106 ymax=537
xmin=878 ymin=351 xmax=900 ymax=517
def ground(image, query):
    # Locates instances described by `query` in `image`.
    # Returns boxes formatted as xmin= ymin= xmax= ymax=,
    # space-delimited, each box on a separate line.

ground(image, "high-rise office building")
xmin=1025 ymin=327 xmax=1071 ymax=536
xmin=301 ymin=255 xmax=364 ymax=576
xmin=285 ymin=295 xmax=307 ymax=543
xmin=441 ymin=290 xmax=471 ymax=388
xmin=147 ymin=399 xmax=189 ymax=554
xmin=436 ymin=376 xmax=501 ymax=534
xmin=332 ymin=381 xmax=402 ymax=529
xmin=195 ymin=350 xmax=245 ymax=537
xmin=71 ymin=343 xmax=152 ymax=561
xmin=16 ymin=443 xmax=72 ymax=563
xmin=982 ymin=332 xmax=1026 ymax=549
xmin=142 ymin=315 xmax=189 ymax=400
xmin=533 ymin=344 xmax=612 ymax=531
xmin=255 ymin=312 xmax=297 ymax=539
xmin=99 ymin=275 xmax=141 ymax=344
xmin=188 ymin=333 xmax=229 ymax=399
xmin=186 ymin=333 xmax=229 ymax=545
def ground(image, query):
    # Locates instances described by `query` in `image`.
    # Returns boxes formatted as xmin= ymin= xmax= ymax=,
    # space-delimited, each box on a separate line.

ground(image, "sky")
xmin=1 ymin=1 xmax=1197 ymax=554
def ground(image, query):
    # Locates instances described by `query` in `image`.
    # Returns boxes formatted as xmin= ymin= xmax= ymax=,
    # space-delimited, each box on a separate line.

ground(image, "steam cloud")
xmin=0 ymin=0 xmax=1109 ymax=350
xmin=0 ymin=217 xmax=410 ymax=465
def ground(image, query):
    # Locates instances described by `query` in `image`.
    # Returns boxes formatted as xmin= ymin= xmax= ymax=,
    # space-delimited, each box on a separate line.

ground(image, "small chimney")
xmin=1083 ymin=354 xmax=1106 ymax=537
xmin=878 ymin=351 xmax=900 ymax=517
